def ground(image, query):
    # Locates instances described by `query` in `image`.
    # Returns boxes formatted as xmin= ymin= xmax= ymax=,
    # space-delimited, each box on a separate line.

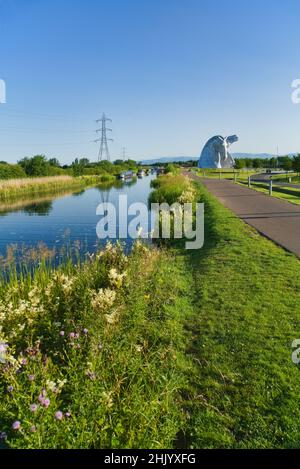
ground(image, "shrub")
xmin=0 ymin=163 xmax=26 ymax=180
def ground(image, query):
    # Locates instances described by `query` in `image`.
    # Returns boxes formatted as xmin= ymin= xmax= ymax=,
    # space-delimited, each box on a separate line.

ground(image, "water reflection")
xmin=0 ymin=174 xmax=155 ymax=268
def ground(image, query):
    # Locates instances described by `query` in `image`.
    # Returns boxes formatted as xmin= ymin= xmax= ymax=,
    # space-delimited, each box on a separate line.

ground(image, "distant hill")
xmin=140 ymin=156 xmax=197 ymax=165
xmin=140 ymin=153 xmax=297 ymax=165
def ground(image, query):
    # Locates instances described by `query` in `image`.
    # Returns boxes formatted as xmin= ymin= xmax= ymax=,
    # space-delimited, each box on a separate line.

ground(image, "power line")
xmin=121 ymin=147 xmax=127 ymax=161
xmin=0 ymin=141 xmax=95 ymax=147
xmin=94 ymin=113 xmax=113 ymax=162
xmin=0 ymin=127 xmax=92 ymax=133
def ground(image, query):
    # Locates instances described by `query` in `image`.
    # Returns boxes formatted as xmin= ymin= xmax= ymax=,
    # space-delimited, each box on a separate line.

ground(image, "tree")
xmin=278 ymin=156 xmax=293 ymax=171
xmin=234 ymin=159 xmax=244 ymax=170
xmin=18 ymin=155 xmax=49 ymax=176
xmin=113 ymin=159 xmax=123 ymax=166
xmin=269 ymin=157 xmax=278 ymax=169
xmin=292 ymin=154 xmax=300 ymax=174
xmin=71 ymin=158 xmax=85 ymax=176
xmin=79 ymin=158 xmax=90 ymax=167
xmin=252 ymin=158 xmax=263 ymax=169
xmin=48 ymin=158 xmax=61 ymax=167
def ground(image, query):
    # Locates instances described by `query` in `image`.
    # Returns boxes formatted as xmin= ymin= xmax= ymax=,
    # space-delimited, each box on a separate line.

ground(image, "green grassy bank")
xmin=238 ymin=180 xmax=300 ymax=206
xmin=1 ymin=174 xmax=300 ymax=448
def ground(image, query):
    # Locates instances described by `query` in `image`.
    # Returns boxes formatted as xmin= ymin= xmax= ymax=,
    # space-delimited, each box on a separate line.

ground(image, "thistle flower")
xmin=55 ymin=411 xmax=63 ymax=421
xmin=12 ymin=421 xmax=21 ymax=431
xmin=7 ymin=385 xmax=13 ymax=393
xmin=28 ymin=374 xmax=35 ymax=382
xmin=30 ymin=404 xmax=38 ymax=413
xmin=0 ymin=342 xmax=8 ymax=355
xmin=83 ymin=328 xmax=88 ymax=335
xmin=43 ymin=398 xmax=50 ymax=408
xmin=69 ymin=332 xmax=75 ymax=339
xmin=65 ymin=412 xmax=71 ymax=418
xmin=59 ymin=331 xmax=65 ymax=337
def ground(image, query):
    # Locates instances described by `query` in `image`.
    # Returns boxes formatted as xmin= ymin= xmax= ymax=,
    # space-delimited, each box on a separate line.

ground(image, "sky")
xmin=1 ymin=0 xmax=300 ymax=164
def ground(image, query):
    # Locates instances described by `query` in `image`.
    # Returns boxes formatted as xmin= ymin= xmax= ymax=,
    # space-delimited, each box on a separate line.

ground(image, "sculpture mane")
xmin=198 ymin=135 xmax=238 ymax=169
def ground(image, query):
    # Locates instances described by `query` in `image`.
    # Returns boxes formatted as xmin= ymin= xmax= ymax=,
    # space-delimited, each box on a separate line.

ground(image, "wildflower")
xmin=59 ymin=274 xmax=74 ymax=294
xmin=55 ymin=411 xmax=63 ymax=421
xmin=30 ymin=404 xmax=38 ymax=413
xmin=43 ymin=398 xmax=50 ymax=408
xmin=98 ymin=343 xmax=103 ymax=351
xmin=12 ymin=421 xmax=21 ymax=431
xmin=30 ymin=426 xmax=36 ymax=433
xmin=46 ymin=380 xmax=57 ymax=392
xmin=0 ymin=342 xmax=8 ymax=363
xmin=75 ymin=333 xmax=80 ymax=339
xmin=105 ymin=310 xmax=119 ymax=325
xmin=7 ymin=385 xmax=13 ymax=393
xmin=0 ymin=342 xmax=8 ymax=354
xmin=65 ymin=412 xmax=71 ymax=418
xmin=28 ymin=374 xmax=35 ymax=382
xmin=21 ymin=358 xmax=27 ymax=366
xmin=108 ymin=268 xmax=127 ymax=289
xmin=91 ymin=288 xmax=116 ymax=311
xmin=69 ymin=332 xmax=75 ymax=339
xmin=59 ymin=331 xmax=65 ymax=337
xmin=0 ymin=432 xmax=7 ymax=440
xmin=83 ymin=328 xmax=88 ymax=335
xmin=57 ymin=379 xmax=67 ymax=390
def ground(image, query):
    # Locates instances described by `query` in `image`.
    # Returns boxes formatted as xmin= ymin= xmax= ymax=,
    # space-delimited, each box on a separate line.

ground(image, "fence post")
xmin=248 ymin=176 xmax=251 ymax=188
xmin=269 ymin=178 xmax=273 ymax=196
xmin=219 ymin=172 xmax=221 ymax=181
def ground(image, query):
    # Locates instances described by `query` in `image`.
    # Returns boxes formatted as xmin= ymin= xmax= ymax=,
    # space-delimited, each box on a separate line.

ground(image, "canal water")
xmin=0 ymin=174 xmax=156 ymax=265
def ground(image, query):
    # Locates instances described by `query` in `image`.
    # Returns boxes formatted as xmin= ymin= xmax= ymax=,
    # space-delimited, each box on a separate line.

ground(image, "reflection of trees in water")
xmin=23 ymin=200 xmax=53 ymax=216
xmin=71 ymin=189 xmax=86 ymax=197
xmin=124 ymin=177 xmax=137 ymax=187
xmin=0 ymin=198 xmax=54 ymax=217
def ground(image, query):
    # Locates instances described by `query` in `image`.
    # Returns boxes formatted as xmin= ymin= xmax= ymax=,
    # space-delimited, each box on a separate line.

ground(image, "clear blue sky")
xmin=1 ymin=0 xmax=300 ymax=163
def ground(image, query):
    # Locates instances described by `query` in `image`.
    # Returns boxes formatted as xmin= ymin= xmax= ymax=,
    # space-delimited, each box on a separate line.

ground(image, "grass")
xmin=0 ymin=242 xmax=192 ymax=448
xmin=176 ymin=184 xmax=300 ymax=448
xmin=149 ymin=176 xmax=300 ymax=448
xmin=1 ymin=174 xmax=300 ymax=448
xmin=196 ymin=168 xmax=261 ymax=180
xmin=238 ymin=180 xmax=300 ymax=206
xmin=149 ymin=174 xmax=195 ymax=205
xmin=0 ymin=175 xmax=114 ymax=201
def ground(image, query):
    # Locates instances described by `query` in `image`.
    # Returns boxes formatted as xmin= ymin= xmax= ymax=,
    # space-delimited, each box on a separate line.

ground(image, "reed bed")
xmin=0 ymin=175 xmax=103 ymax=201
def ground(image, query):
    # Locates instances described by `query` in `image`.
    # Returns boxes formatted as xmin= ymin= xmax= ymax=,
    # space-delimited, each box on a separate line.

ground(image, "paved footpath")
xmin=184 ymin=172 xmax=300 ymax=258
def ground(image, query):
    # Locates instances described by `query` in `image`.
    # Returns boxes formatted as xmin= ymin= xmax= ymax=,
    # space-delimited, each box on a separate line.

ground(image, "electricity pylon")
xmin=95 ymin=113 xmax=113 ymax=161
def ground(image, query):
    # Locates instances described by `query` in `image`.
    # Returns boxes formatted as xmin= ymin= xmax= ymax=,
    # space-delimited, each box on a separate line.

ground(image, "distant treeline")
xmin=234 ymin=155 xmax=300 ymax=171
xmin=0 ymin=155 xmax=140 ymax=180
